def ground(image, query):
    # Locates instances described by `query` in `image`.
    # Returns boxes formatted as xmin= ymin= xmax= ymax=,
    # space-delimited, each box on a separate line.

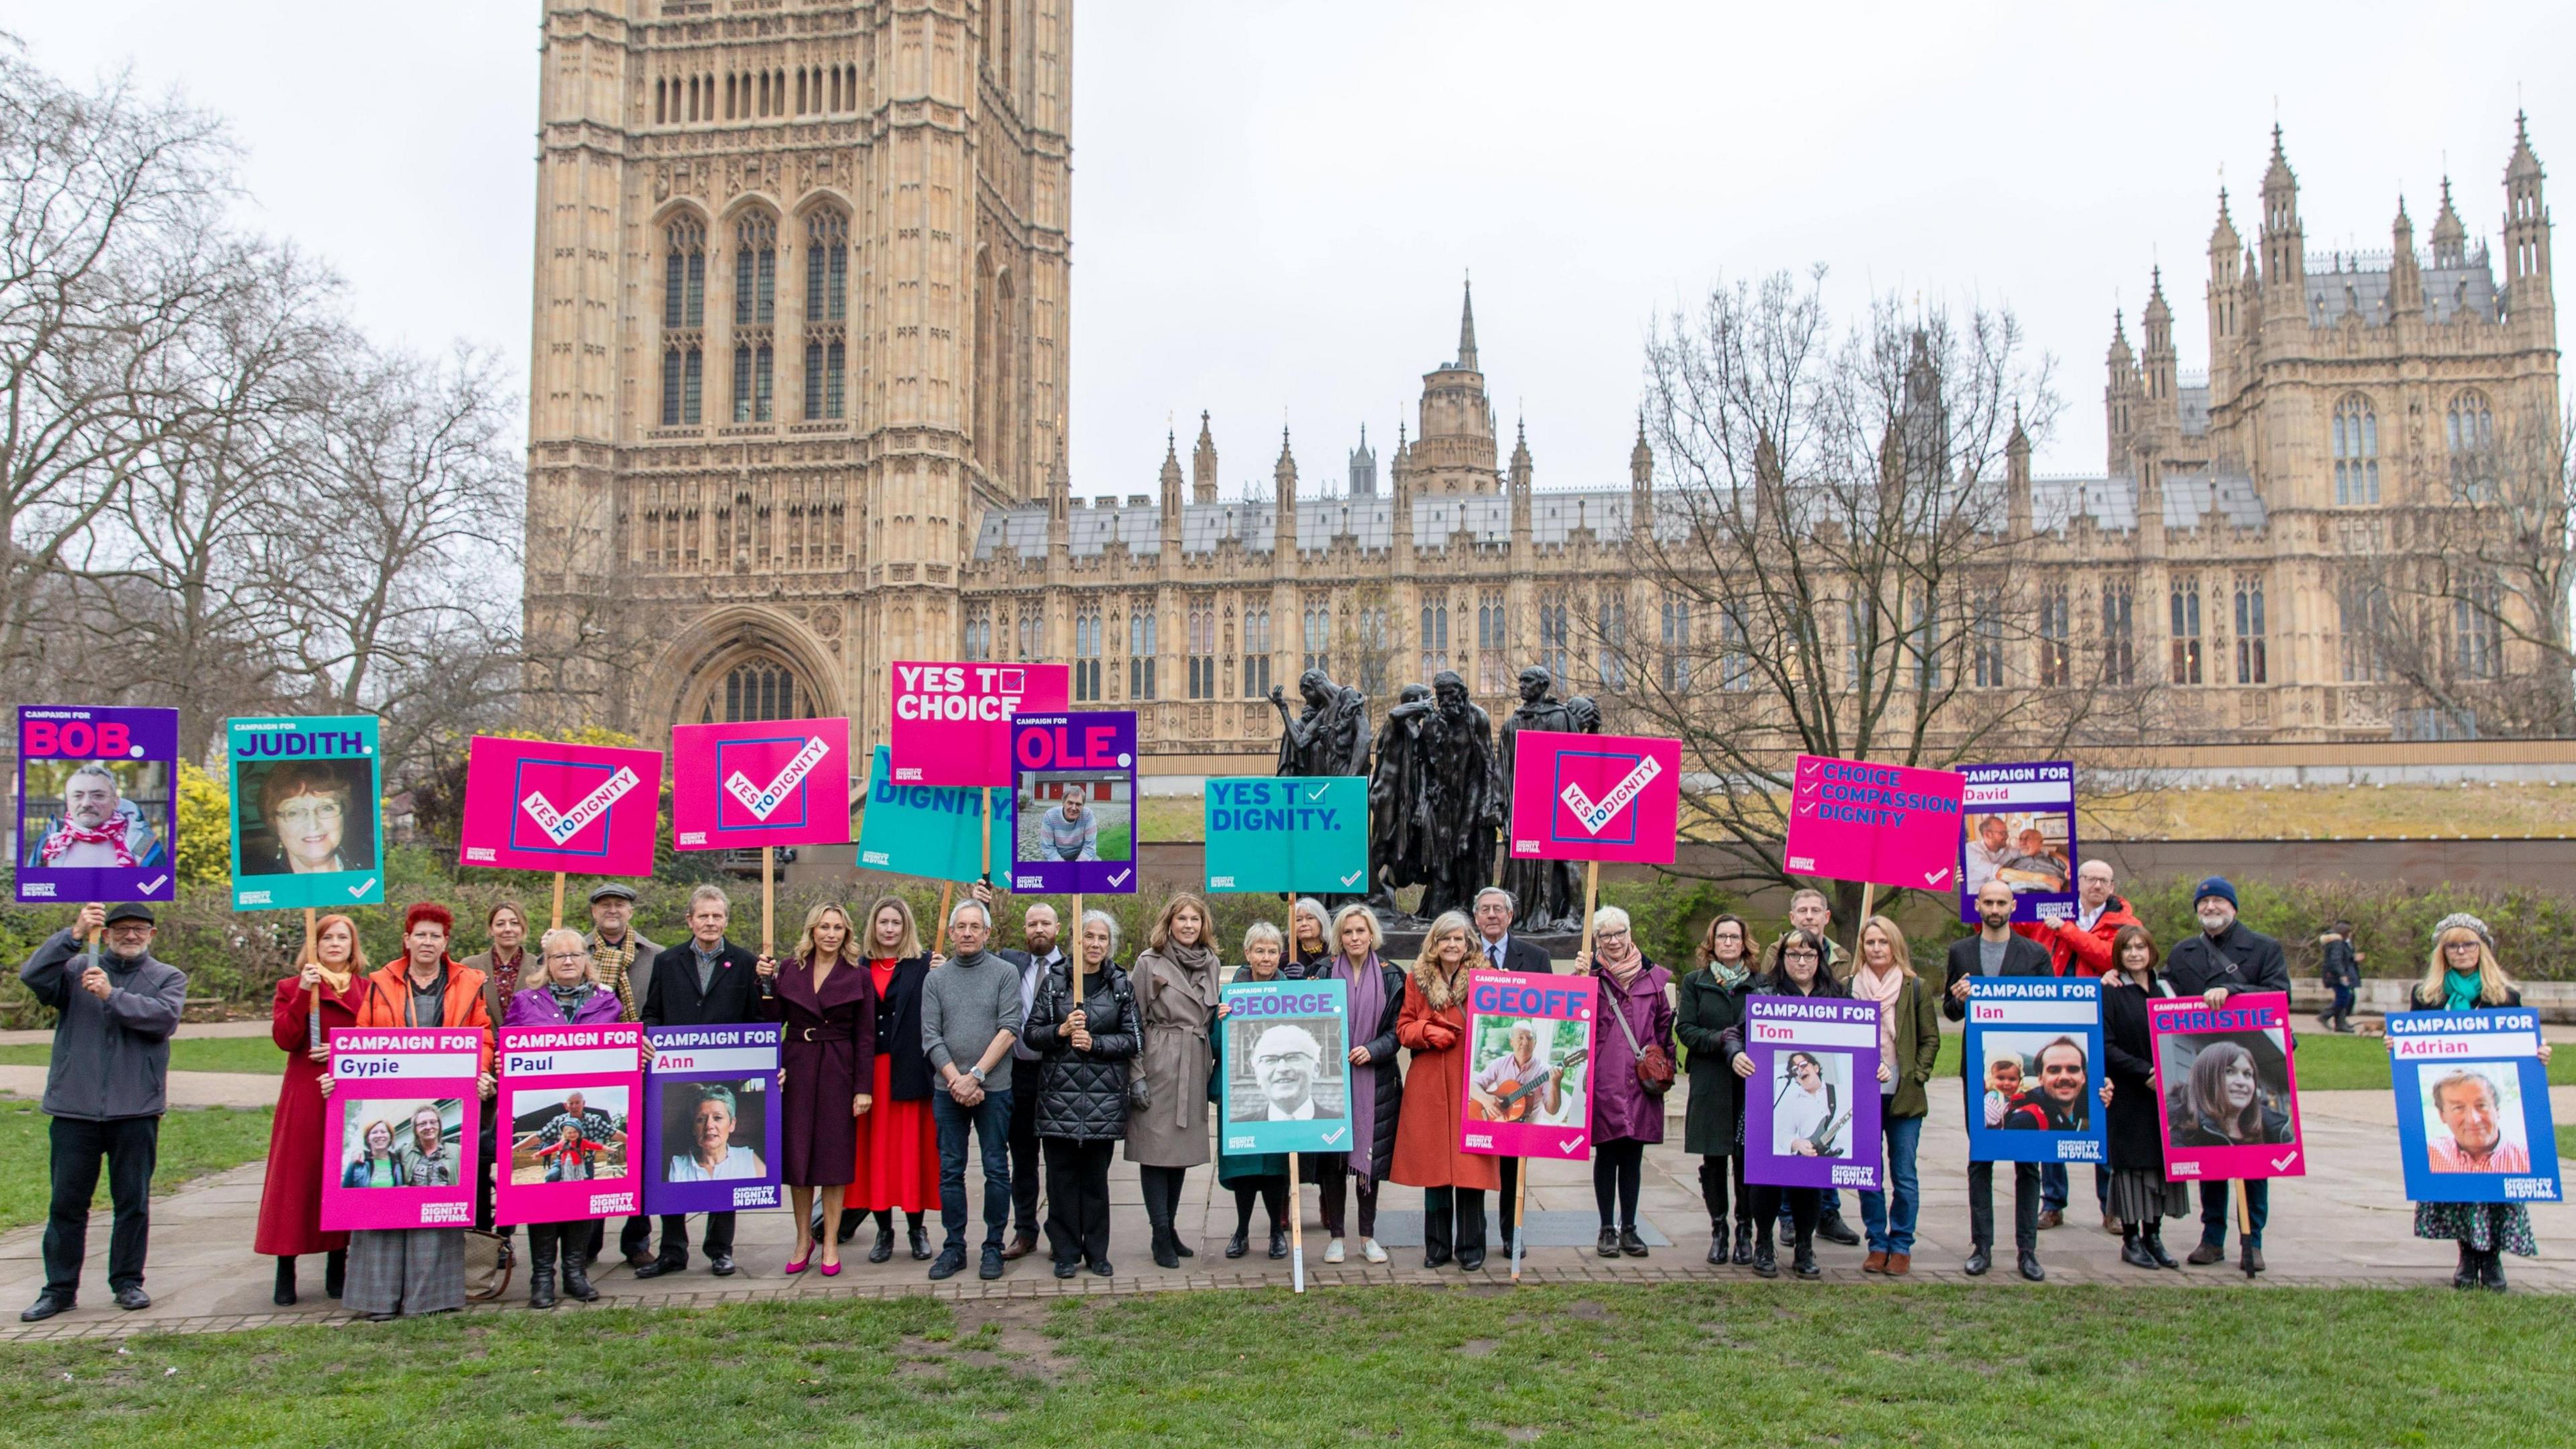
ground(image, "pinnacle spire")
xmin=1456 ymin=276 xmax=1479 ymax=372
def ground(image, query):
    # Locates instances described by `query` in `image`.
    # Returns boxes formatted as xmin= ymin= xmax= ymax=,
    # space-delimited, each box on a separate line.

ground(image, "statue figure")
xmin=1365 ymin=682 xmax=1435 ymax=912
xmin=1496 ymin=665 xmax=1598 ymax=933
xmin=1270 ymin=668 xmax=1371 ymax=779
xmin=1413 ymin=670 xmax=1503 ymax=920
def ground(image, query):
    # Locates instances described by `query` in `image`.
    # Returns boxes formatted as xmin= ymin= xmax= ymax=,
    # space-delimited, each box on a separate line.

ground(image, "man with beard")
xmin=2161 ymin=877 xmax=2290 ymax=1274
xmin=1416 ymin=671 xmax=1503 ymax=920
xmin=1943 ymin=879 xmax=2054 ymax=1281
xmin=30 ymin=765 xmax=166 ymax=871
xmin=1271 ymin=668 xmax=1371 ymax=780
xmin=1495 ymin=666 xmax=1592 ymax=932
xmin=2002 ymin=1038 xmax=2090 ymax=1134
xmin=17 ymin=903 xmax=187 ymax=1321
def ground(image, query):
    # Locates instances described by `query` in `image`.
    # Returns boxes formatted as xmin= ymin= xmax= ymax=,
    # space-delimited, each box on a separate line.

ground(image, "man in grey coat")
xmin=19 ymin=902 xmax=187 ymax=1321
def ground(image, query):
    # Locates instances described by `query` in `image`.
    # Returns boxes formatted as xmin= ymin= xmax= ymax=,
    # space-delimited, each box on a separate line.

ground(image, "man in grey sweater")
xmin=19 ymin=903 xmax=188 ymax=1322
xmin=920 ymin=898 xmax=1026 ymax=1281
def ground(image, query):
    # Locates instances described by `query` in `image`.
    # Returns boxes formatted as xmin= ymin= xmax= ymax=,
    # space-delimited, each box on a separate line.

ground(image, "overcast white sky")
xmin=18 ymin=3 xmax=2571 ymax=496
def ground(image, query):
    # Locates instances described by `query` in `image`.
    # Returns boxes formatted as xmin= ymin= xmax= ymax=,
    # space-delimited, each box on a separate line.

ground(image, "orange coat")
xmin=352 ymin=958 xmax=496 ymax=1073
xmin=1388 ymin=963 xmax=1499 ymax=1191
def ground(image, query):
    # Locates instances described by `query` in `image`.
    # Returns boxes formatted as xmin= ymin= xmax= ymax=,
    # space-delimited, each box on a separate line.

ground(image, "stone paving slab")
xmin=3 ymin=1079 xmax=2568 ymax=1343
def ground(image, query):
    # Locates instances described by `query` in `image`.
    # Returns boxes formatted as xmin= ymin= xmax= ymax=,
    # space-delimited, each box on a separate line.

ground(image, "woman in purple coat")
xmin=503 ymin=929 xmax=627 ymax=1307
xmin=1574 ymin=905 xmax=1676 ymax=1260
xmin=767 ymin=902 xmax=876 ymax=1275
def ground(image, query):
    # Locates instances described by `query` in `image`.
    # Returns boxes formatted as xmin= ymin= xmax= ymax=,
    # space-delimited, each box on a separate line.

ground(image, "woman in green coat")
xmin=1850 ymin=914 xmax=1941 ymax=1276
xmin=1675 ymin=914 xmax=1757 ymax=1265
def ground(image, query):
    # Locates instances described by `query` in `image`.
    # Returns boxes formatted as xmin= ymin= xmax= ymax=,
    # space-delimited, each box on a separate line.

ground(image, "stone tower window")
xmin=2332 ymin=394 xmax=2379 ymax=505
xmin=2447 ymin=391 xmax=2496 ymax=500
xmin=661 ymin=215 xmax=707 ymax=426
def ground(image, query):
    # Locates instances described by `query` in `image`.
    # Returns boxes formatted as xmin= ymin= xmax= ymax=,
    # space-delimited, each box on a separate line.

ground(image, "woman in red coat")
xmin=769 ymin=902 xmax=875 ymax=1275
xmin=256 ymin=913 xmax=370 ymax=1305
xmin=1390 ymin=911 xmax=1498 ymax=1272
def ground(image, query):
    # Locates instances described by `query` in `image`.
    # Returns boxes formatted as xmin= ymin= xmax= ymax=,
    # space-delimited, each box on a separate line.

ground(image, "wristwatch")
xmin=968 ymin=1065 xmax=987 ymax=1084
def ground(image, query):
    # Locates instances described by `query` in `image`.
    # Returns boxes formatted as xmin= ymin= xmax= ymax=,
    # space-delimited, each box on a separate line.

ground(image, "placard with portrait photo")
xmin=227 ymin=714 xmax=384 ymax=910
xmin=320 ymin=1028 xmax=482 ymax=1232
xmin=1219 ymin=977 xmax=1353 ymax=1155
xmin=641 ymin=1024 xmax=783 ymax=1216
xmin=15 ymin=705 xmax=178 ymax=904
xmin=495 ymin=1025 xmax=646 ymax=1226
xmin=1741 ymin=996 xmax=1882 ymax=1191
xmin=2148 ymin=991 xmax=2306 ymax=1181
xmin=2387 ymin=1008 xmax=2561 ymax=1205
xmin=1963 ymin=977 xmax=2107 ymax=1164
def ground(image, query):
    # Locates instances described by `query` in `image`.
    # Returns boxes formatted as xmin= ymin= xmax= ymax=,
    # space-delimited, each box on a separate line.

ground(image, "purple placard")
xmin=15 ymin=705 xmax=180 ymax=904
xmin=494 ymin=1026 xmax=646 ymax=1227
xmin=1741 ymin=995 xmax=1883 ymax=1191
xmin=1006 ymin=711 xmax=1139 ymax=894
xmin=640 ymin=1024 xmax=783 ymax=1216
xmin=1958 ymin=760 xmax=2078 ymax=924
xmin=321 ymin=1028 xmax=483 ymax=1231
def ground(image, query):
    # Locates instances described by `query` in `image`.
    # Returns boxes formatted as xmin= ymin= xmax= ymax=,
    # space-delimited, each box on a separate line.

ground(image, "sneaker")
xmin=927 ymin=1248 xmax=966 ymax=1281
xmin=1360 ymin=1238 xmax=1388 ymax=1265
xmin=1617 ymin=1228 xmax=1648 ymax=1258
xmin=1815 ymin=1213 xmax=1860 ymax=1247
xmin=979 ymin=1246 xmax=1005 ymax=1281
xmin=2186 ymin=1240 xmax=2224 ymax=1267
xmin=1595 ymin=1226 xmax=1621 ymax=1258
xmin=1323 ymin=1238 xmax=1346 ymax=1265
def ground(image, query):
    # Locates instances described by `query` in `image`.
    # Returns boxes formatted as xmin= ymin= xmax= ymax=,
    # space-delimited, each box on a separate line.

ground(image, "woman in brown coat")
xmin=769 ymin=902 xmax=875 ymax=1275
xmin=1391 ymin=911 xmax=1497 ymax=1271
xmin=1127 ymin=893 xmax=1222 ymax=1269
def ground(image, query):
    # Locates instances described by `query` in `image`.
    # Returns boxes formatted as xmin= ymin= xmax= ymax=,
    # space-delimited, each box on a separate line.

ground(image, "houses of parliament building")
xmin=521 ymin=0 xmax=2559 ymax=759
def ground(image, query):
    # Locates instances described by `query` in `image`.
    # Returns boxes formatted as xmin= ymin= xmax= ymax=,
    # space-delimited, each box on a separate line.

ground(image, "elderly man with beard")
xmin=32 ymin=766 xmax=164 ymax=871
xmin=2161 ymin=877 xmax=2290 ymax=1274
xmin=17 ymin=903 xmax=187 ymax=1322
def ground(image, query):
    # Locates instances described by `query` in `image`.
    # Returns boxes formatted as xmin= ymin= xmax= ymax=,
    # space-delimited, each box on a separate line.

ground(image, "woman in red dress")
xmin=256 ymin=913 xmax=370 ymax=1305
xmin=847 ymin=894 xmax=937 ymax=1262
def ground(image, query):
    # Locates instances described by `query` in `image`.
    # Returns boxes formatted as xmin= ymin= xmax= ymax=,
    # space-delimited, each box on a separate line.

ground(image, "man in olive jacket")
xmin=19 ymin=903 xmax=188 ymax=1322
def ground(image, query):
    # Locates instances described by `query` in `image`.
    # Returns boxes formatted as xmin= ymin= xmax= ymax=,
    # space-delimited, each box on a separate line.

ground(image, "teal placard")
xmin=855 ymin=745 xmax=1012 ymax=883
xmin=1219 ymin=977 xmax=1354 ymax=1155
xmin=226 ymin=715 xmax=384 ymax=910
xmin=1203 ymin=776 xmax=1366 ymax=894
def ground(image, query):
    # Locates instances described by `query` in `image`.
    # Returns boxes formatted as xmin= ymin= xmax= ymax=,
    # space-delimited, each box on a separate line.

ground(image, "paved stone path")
xmin=5 ymin=1075 xmax=2567 ymax=1342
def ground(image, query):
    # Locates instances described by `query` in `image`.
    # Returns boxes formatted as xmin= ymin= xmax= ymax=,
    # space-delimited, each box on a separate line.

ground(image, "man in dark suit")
xmin=2160 ymin=875 xmax=2291 ymax=1274
xmin=986 ymin=886 xmax=1061 ymax=1260
xmin=635 ymin=884 xmax=775 ymax=1279
xmin=1943 ymin=879 xmax=2055 ymax=1283
xmin=1472 ymin=887 xmax=1554 ymax=1257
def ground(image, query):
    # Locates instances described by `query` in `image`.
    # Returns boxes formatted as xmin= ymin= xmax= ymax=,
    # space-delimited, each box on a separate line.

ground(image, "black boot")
xmin=1151 ymin=1228 xmax=1180 ymax=1271
xmin=1752 ymin=1224 xmax=1778 ymax=1279
xmin=559 ymin=1242 xmax=599 ymax=1303
xmin=2453 ymin=1241 xmax=2478 ymax=1289
xmin=1964 ymin=1242 xmax=1992 ymax=1276
xmin=324 ymin=1248 xmax=346 ymax=1299
xmin=870 ymin=1223 xmax=896 ymax=1264
xmin=1707 ymin=1229 xmax=1727 ymax=1265
xmin=2119 ymin=1226 xmax=2158 ymax=1271
xmin=1731 ymin=1218 xmax=1754 ymax=1266
xmin=1225 ymin=1227 xmax=1250 ymax=1259
xmin=527 ymin=1234 xmax=558 ymax=1309
xmin=2141 ymin=1222 xmax=2178 ymax=1270
xmin=2479 ymin=1248 xmax=2508 ymax=1293
xmin=1792 ymin=1225 xmax=1821 ymax=1280
xmin=274 ymin=1256 xmax=299 ymax=1307
xmin=1815 ymin=1210 xmax=1860 ymax=1247
xmin=2238 ymin=1234 xmax=2263 ymax=1277
xmin=1268 ymin=1226 xmax=1289 ymax=1260
xmin=908 ymin=1214 xmax=932 ymax=1261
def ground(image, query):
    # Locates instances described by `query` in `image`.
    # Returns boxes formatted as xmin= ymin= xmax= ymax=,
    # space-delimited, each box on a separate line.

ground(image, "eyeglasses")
xmin=543 ymin=952 xmax=587 ymax=964
xmin=1597 ymin=928 xmax=1631 ymax=943
xmin=272 ymin=800 xmax=343 ymax=828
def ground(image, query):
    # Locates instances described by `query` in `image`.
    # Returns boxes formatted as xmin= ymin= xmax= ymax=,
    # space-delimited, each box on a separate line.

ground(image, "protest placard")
xmin=1460 ymin=971 xmax=1598 ymax=1161
xmin=494 ymin=1025 xmax=647 ymax=1227
xmin=2149 ymin=991 xmax=2305 ymax=1181
xmin=1958 ymin=761 xmax=2078 ymax=924
xmin=1781 ymin=753 xmax=1964 ymax=891
xmin=1964 ymin=977 xmax=2106 ymax=1164
xmin=1741 ymin=996 xmax=1882 ymax=1191
xmin=321 ymin=1027 xmax=482 ymax=1231
xmin=1203 ymin=776 xmax=1366 ymax=893
xmin=2386 ymin=1008 xmax=2562 ymax=1205
xmin=854 ymin=744 xmax=1013 ymax=882
xmin=457 ymin=735 xmax=663 ymax=876
xmin=641 ymin=1024 xmax=784 ymax=1216
xmin=1007 ymin=711 xmax=1138 ymax=894
xmin=887 ymin=661 xmax=1071 ymax=788
xmin=15 ymin=705 xmax=178 ymax=904
xmin=227 ymin=715 xmax=384 ymax=910
xmin=1506 ymin=730 xmax=1681 ymax=865
xmin=672 ymin=718 xmax=853 ymax=851
xmin=1219 ymin=977 xmax=1354 ymax=1155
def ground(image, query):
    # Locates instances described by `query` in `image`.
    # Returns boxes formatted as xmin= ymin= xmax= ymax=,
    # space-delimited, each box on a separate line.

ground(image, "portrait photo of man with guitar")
xmin=1468 ymin=1022 xmax=1588 ymax=1128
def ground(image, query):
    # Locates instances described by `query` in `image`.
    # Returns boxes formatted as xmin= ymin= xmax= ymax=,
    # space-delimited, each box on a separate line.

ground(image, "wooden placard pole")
xmin=2232 ymin=1177 xmax=2253 ymax=1277
xmin=549 ymin=871 xmax=568 ymax=931
xmin=761 ymin=847 xmax=775 ymax=956
xmin=303 ymin=907 xmax=322 ymax=1052
xmin=932 ymin=881 xmax=955 ymax=959
xmin=1852 ymin=882 xmax=1876 ymax=969
xmin=1289 ymin=1148 xmax=1305 ymax=1293
xmin=1070 ymin=892 xmax=1085 ymax=1009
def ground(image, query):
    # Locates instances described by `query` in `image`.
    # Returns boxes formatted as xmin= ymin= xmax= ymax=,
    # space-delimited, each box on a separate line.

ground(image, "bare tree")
xmin=0 ymin=45 xmax=232 ymax=696
xmin=1600 ymin=268 xmax=2153 ymax=924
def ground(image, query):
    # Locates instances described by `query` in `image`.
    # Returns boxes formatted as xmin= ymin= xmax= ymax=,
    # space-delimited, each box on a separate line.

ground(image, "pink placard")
xmin=1507 ymin=729 xmax=1680 ymax=865
xmin=494 ymin=1026 xmax=646 ymax=1226
xmin=1780 ymin=753 xmax=1966 ymax=890
xmin=671 ymin=718 xmax=853 ymax=851
xmin=458 ymin=735 xmax=663 ymax=875
xmin=2149 ymin=992 xmax=2306 ymax=1181
xmin=1459 ymin=971 xmax=1599 ymax=1161
xmin=887 ymin=661 xmax=1070 ymax=788
xmin=321 ymin=1028 xmax=482 ymax=1231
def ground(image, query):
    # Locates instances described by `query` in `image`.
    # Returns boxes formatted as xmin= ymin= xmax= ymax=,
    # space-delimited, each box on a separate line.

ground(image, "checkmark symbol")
xmin=138 ymin=875 xmax=168 ymax=895
xmin=1557 ymin=755 xmax=1664 ymax=836
xmin=1322 ymin=1127 xmax=1346 ymax=1145
xmin=2270 ymin=1151 xmax=2298 ymax=1172
xmin=1796 ymin=802 xmax=1817 ymax=816
xmin=724 ymin=736 xmax=830 ymax=821
xmin=1108 ymin=868 xmax=1132 ymax=888
xmin=521 ymin=765 xmax=642 ymax=846
xmin=1799 ymin=759 xmax=1821 ymax=777
xmin=1799 ymin=782 xmax=1819 ymax=794
xmin=1307 ymin=784 xmax=1328 ymax=802
xmin=1558 ymin=1134 xmax=1585 ymax=1153
xmin=1923 ymin=867 xmax=1951 ymax=887
xmin=350 ymin=878 xmax=376 ymax=899
xmin=1340 ymin=868 xmax=1364 ymax=887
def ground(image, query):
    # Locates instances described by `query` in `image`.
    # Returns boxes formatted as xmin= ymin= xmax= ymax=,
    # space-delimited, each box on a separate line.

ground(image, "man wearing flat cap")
xmin=582 ymin=882 xmax=661 ymax=1270
xmin=18 ymin=903 xmax=188 ymax=1322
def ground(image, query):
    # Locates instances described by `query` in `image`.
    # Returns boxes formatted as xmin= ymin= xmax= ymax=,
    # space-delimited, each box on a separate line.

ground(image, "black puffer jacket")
xmin=1022 ymin=959 xmax=1141 ymax=1141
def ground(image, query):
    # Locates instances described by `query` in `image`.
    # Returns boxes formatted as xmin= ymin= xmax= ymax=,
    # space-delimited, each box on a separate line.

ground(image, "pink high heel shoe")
xmin=819 ymin=1260 xmax=842 ymax=1277
xmin=783 ymin=1253 xmax=811 ymax=1275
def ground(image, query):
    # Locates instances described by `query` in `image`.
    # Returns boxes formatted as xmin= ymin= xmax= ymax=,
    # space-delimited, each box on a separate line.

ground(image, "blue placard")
xmin=1203 ymin=777 xmax=1368 ymax=894
xmin=854 ymin=745 xmax=1013 ymax=883
xmin=1218 ymin=977 xmax=1355 ymax=1155
xmin=641 ymin=1024 xmax=784 ymax=1216
xmin=1963 ymin=977 xmax=2106 ymax=1164
xmin=2387 ymin=1009 xmax=2561 ymax=1205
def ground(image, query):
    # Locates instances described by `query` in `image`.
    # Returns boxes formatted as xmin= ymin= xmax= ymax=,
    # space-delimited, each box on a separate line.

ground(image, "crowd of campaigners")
xmin=15 ymin=855 xmax=2555 ymax=1322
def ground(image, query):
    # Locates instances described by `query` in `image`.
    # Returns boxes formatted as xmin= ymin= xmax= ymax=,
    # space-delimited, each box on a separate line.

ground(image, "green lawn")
xmin=0 ymin=1036 xmax=286 ymax=1075
xmin=5 ymin=1285 xmax=2573 ymax=1446
xmin=0 ymin=1098 xmax=274 ymax=1232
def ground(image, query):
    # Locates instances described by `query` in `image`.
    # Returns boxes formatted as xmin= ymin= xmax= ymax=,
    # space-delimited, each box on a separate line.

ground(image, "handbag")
xmin=462 ymin=1228 xmax=515 ymax=1301
xmin=1601 ymin=969 xmax=1676 ymax=1096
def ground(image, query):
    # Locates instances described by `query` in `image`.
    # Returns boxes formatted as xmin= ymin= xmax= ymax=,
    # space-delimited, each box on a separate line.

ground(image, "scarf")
xmin=1851 ymin=961 xmax=1904 ymax=1069
xmin=40 ymin=814 xmax=137 ymax=866
xmin=2443 ymin=967 xmax=2485 ymax=1013
xmin=1157 ymin=938 xmax=1222 ymax=1006
xmin=1703 ymin=957 xmax=1752 ymax=991
xmin=1335 ymin=952 xmax=1388 ymax=1178
xmin=548 ymin=982 xmax=594 ymax=1019
xmin=1411 ymin=954 xmax=1474 ymax=1012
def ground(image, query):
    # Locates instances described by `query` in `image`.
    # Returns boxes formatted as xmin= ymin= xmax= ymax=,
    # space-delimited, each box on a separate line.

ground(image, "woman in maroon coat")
xmin=768 ymin=901 xmax=876 ymax=1274
xmin=257 ymin=913 xmax=371 ymax=1305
